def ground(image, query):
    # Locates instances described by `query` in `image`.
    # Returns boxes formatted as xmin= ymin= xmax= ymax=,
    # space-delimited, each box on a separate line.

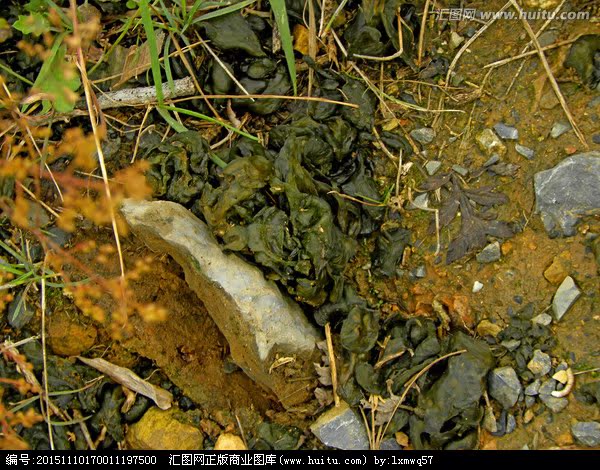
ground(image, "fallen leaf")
xmin=114 ymin=30 xmax=165 ymax=88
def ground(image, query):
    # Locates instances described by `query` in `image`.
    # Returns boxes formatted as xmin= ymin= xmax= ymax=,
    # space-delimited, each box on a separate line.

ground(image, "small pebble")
xmin=449 ymin=31 xmax=464 ymax=49
xmin=425 ymin=160 xmax=442 ymax=175
xmin=476 ymin=241 xmax=502 ymax=264
xmin=473 ymin=281 xmax=483 ymax=293
xmin=476 ymin=128 xmax=506 ymax=155
xmin=488 ymin=367 xmax=522 ymax=409
xmin=501 ymin=339 xmax=521 ymax=351
xmin=411 ymin=193 xmax=429 ymax=210
xmin=515 ymin=144 xmax=535 ymax=160
xmin=525 ymin=379 xmax=542 ymax=396
xmin=552 ymin=370 xmax=569 ymax=384
xmin=552 ymin=276 xmax=581 ymax=321
xmin=413 ymin=265 xmax=427 ymax=278
xmin=483 ymin=154 xmax=501 ymax=167
xmin=506 ymin=414 xmax=516 ymax=434
xmin=525 ymin=396 xmax=536 ymax=409
xmin=550 ymin=121 xmax=571 ymax=138
xmin=532 ymin=313 xmax=553 ymax=326
xmin=593 ymin=134 xmax=600 ymax=144
xmin=493 ymin=123 xmax=519 ymax=140
xmin=452 ymin=164 xmax=469 ymax=176
xmin=523 ymin=409 xmax=535 ymax=423
xmin=527 ymin=349 xmax=552 ymax=376
xmin=410 ymin=127 xmax=435 ymax=145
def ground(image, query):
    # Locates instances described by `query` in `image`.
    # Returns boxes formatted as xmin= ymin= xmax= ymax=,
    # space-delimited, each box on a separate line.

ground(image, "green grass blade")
xmin=139 ymin=0 xmax=164 ymax=104
xmin=0 ymin=62 xmax=34 ymax=85
xmin=269 ymin=0 xmax=296 ymax=95
xmin=191 ymin=0 xmax=257 ymax=24
xmin=157 ymin=107 xmax=188 ymax=132
xmin=163 ymin=35 xmax=176 ymax=94
xmin=161 ymin=105 xmax=258 ymax=141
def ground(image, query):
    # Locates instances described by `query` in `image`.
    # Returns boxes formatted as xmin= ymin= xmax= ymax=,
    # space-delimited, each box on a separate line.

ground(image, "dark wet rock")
xmin=593 ymin=134 xmax=600 ymax=144
xmin=564 ymin=34 xmax=600 ymax=90
xmin=310 ymin=401 xmax=369 ymax=450
xmin=488 ymin=366 xmax=522 ymax=409
xmin=98 ymin=136 xmax=121 ymax=162
xmin=476 ymin=241 xmax=501 ymax=264
xmin=125 ymin=407 xmax=203 ymax=450
xmin=525 ymin=379 xmax=542 ymax=396
xmin=484 ymin=154 xmax=501 ymax=167
xmin=552 ymin=275 xmax=581 ymax=321
xmin=550 ymin=122 xmax=571 ymax=138
xmin=411 ymin=333 xmax=494 ymax=450
xmin=476 ymin=129 xmax=506 ymax=155
xmin=201 ymin=12 xmax=265 ymax=57
xmin=532 ymin=313 xmax=553 ymax=326
xmin=120 ymin=199 xmax=321 ymax=408
xmin=571 ymin=422 xmax=600 ymax=447
xmin=539 ymin=379 xmax=568 ymax=412
xmin=515 ymin=144 xmax=535 ymax=160
xmin=534 ymin=152 xmax=600 ymax=237
xmin=7 ymin=291 xmax=36 ymax=329
xmin=493 ymin=123 xmax=519 ymax=140
xmin=425 ymin=160 xmax=442 ymax=175
xmin=527 ymin=350 xmax=552 ymax=376
xmin=410 ymin=127 xmax=435 ymax=145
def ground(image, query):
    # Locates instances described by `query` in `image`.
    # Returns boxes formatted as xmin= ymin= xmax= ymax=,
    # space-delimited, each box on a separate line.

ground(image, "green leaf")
xmin=13 ymin=13 xmax=50 ymax=36
xmin=31 ymin=37 xmax=80 ymax=113
xmin=269 ymin=0 xmax=296 ymax=95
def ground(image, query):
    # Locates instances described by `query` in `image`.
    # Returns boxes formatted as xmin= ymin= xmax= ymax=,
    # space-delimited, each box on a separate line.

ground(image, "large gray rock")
xmin=571 ymin=421 xmax=600 ymax=447
xmin=488 ymin=366 xmax=522 ymax=409
xmin=311 ymin=401 xmax=370 ymax=450
xmin=534 ymin=152 xmax=600 ymax=237
xmin=552 ymin=276 xmax=581 ymax=321
xmin=121 ymin=199 xmax=321 ymax=408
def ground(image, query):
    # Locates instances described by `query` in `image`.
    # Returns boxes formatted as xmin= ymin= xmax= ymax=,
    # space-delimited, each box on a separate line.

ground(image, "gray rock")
xmin=410 ymin=193 xmax=429 ymax=210
xmin=425 ymin=160 xmax=442 ymax=175
xmin=413 ymin=265 xmax=426 ymax=278
xmin=525 ymin=396 xmax=536 ymax=408
xmin=515 ymin=144 xmax=535 ymax=160
xmin=552 ymin=276 xmax=581 ymax=321
xmin=532 ymin=313 xmax=553 ymax=326
xmin=593 ymin=134 xmax=600 ymax=145
xmin=539 ymin=379 xmax=568 ymax=412
xmin=452 ymin=164 xmax=469 ymax=176
xmin=501 ymin=339 xmax=521 ymax=351
xmin=534 ymin=152 xmax=600 ymax=237
xmin=550 ymin=121 xmax=571 ymax=139
xmin=311 ymin=401 xmax=370 ymax=450
xmin=488 ymin=367 xmax=522 ymax=409
xmin=410 ymin=127 xmax=435 ymax=145
xmin=449 ymin=31 xmax=464 ymax=50
xmin=476 ymin=241 xmax=501 ymax=264
xmin=476 ymin=129 xmax=506 ymax=155
xmin=525 ymin=378 xmax=542 ymax=396
xmin=527 ymin=350 xmax=552 ymax=376
xmin=47 ymin=227 xmax=71 ymax=248
xmin=380 ymin=438 xmax=403 ymax=450
xmin=26 ymin=201 xmax=50 ymax=228
xmin=493 ymin=123 xmax=519 ymax=140
xmin=538 ymin=31 xmax=558 ymax=47
xmin=571 ymin=421 xmax=600 ymax=447
xmin=484 ymin=154 xmax=501 ymax=167
xmin=120 ymin=200 xmax=321 ymax=408
xmin=506 ymin=414 xmax=516 ymax=434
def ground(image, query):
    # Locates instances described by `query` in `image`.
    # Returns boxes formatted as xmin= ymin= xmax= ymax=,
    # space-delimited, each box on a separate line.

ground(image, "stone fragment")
xmin=552 ymin=276 xmax=581 ymax=321
xmin=311 ymin=401 xmax=370 ymax=450
xmin=476 ymin=242 xmax=501 ymax=264
xmin=214 ymin=433 xmax=247 ymax=450
xmin=126 ymin=408 xmax=203 ymax=450
xmin=488 ymin=367 xmax=522 ymax=409
xmin=476 ymin=129 xmax=506 ymax=155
